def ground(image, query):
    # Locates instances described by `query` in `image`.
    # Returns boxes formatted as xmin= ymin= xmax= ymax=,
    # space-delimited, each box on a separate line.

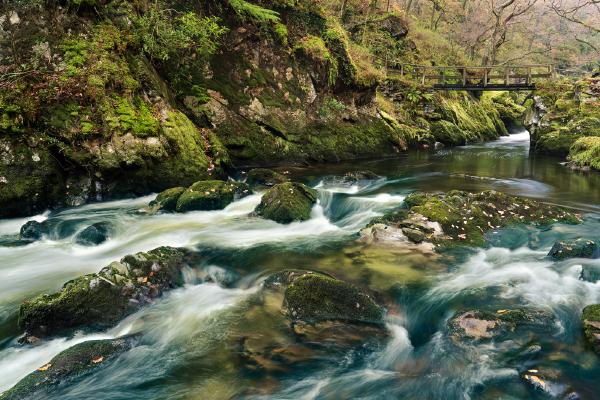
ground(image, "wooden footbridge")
xmin=388 ymin=64 xmax=555 ymax=91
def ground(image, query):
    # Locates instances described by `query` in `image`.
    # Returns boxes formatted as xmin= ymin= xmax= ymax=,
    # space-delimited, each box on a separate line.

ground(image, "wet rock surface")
xmin=548 ymin=239 xmax=599 ymax=260
xmin=254 ymin=182 xmax=317 ymax=224
xmin=0 ymin=336 xmax=138 ymax=400
xmin=74 ymin=222 xmax=112 ymax=246
xmin=18 ymin=246 xmax=194 ymax=338
xmin=19 ymin=220 xmax=49 ymax=241
xmin=581 ymin=304 xmax=600 ymax=354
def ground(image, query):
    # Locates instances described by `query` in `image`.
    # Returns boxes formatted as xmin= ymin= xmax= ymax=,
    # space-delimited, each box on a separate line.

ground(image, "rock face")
xmin=175 ymin=180 xmax=251 ymax=212
xmin=548 ymin=239 xmax=599 ymax=260
xmin=19 ymin=220 xmax=49 ymax=241
xmin=0 ymin=337 xmax=137 ymax=400
xmin=74 ymin=222 xmax=112 ymax=246
xmin=245 ymin=169 xmax=289 ymax=188
xmin=254 ymin=182 xmax=318 ymax=224
xmin=282 ymin=272 xmax=384 ymax=325
xmin=18 ymin=246 xmax=192 ymax=338
xmin=581 ymin=304 xmax=600 ymax=354
xmin=363 ymin=190 xmax=581 ymax=249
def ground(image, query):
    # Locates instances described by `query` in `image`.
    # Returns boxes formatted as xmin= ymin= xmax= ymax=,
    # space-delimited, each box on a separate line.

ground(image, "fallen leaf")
xmin=37 ymin=363 xmax=52 ymax=371
xmin=92 ymin=356 xmax=104 ymax=364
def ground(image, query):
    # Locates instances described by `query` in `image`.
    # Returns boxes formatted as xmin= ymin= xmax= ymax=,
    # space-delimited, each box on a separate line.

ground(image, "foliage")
xmin=228 ymin=0 xmax=281 ymax=23
xmin=135 ymin=5 xmax=227 ymax=62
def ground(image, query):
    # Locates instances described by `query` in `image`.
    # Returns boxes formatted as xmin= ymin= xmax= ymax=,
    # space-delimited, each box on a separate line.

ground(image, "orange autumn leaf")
xmin=91 ymin=356 xmax=104 ymax=364
xmin=37 ymin=363 xmax=51 ymax=371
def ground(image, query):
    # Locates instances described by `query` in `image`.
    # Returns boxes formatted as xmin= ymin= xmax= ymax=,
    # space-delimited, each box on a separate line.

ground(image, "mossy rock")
xmin=283 ymin=272 xmax=384 ymax=325
xmin=254 ymin=182 xmax=317 ymax=224
xmin=548 ymin=238 xmax=598 ymax=260
xmin=74 ymin=222 xmax=112 ymax=246
xmin=449 ymin=309 xmax=553 ymax=341
xmin=568 ymin=136 xmax=600 ymax=171
xmin=148 ymin=186 xmax=186 ymax=212
xmin=18 ymin=246 xmax=191 ymax=337
xmin=430 ymin=120 xmax=468 ymax=146
xmin=0 ymin=337 xmax=137 ymax=400
xmin=245 ymin=168 xmax=289 ymax=188
xmin=374 ymin=190 xmax=581 ymax=248
xmin=175 ymin=180 xmax=251 ymax=212
xmin=582 ymin=305 xmax=600 ymax=354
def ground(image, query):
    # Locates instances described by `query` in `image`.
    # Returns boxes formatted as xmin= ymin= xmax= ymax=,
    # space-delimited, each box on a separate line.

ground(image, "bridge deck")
xmin=388 ymin=64 xmax=554 ymax=91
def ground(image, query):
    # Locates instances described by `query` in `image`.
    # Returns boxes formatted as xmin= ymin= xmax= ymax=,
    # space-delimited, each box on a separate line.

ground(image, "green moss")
xmin=254 ymin=182 xmax=317 ymax=223
xmin=283 ymin=273 xmax=384 ymax=324
xmin=569 ymin=136 xmax=600 ymax=170
xmin=103 ymin=96 xmax=159 ymax=137
xmin=175 ymin=180 xmax=251 ymax=212
xmin=18 ymin=247 xmax=189 ymax=337
xmin=402 ymin=190 xmax=581 ymax=247
xmin=149 ymin=186 xmax=186 ymax=212
xmin=0 ymin=337 xmax=136 ymax=400
xmin=295 ymin=35 xmax=338 ymax=85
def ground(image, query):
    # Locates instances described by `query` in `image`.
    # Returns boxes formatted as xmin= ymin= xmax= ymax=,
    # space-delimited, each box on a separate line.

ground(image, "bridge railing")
xmin=387 ymin=63 xmax=554 ymax=89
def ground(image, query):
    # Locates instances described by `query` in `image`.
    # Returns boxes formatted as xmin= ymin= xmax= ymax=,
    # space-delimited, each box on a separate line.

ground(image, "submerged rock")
xmin=149 ymin=186 xmax=186 ymax=212
xmin=19 ymin=246 xmax=192 ymax=337
xmin=74 ymin=222 xmax=112 ymax=246
xmin=245 ymin=168 xmax=289 ymax=188
xmin=548 ymin=238 xmax=599 ymax=260
xmin=321 ymin=170 xmax=381 ymax=188
xmin=175 ymin=180 xmax=251 ymax=212
xmin=449 ymin=309 xmax=553 ymax=341
xmin=0 ymin=337 xmax=137 ymax=400
xmin=580 ymin=265 xmax=600 ymax=283
xmin=19 ymin=220 xmax=49 ymax=241
xmin=365 ymin=190 xmax=581 ymax=249
xmin=254 ymin=182 xmax=317 ymax=224
xmin=581 ymin=304 xmax=600 ymax=354
xmin=521 ymin=368 xmax=571 ymax=399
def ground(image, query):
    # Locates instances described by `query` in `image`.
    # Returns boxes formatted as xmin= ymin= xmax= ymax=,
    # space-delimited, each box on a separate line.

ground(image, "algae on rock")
xmin=254 ymin=182 xmax=317 ymax=223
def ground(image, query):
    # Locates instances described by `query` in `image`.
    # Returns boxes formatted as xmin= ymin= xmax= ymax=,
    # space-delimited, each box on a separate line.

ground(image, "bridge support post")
xmin=504 ymin=67 xmax=509 ymax=86
xmin=462 ymin=68 xmax=467 ymax=86
xmin=484 ymin=68 xmax=488 ymax=87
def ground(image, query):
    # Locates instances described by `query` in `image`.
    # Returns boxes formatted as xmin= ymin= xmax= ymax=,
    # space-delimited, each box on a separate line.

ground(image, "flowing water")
xmin=1 ymin=129 xmax=600 ymax=399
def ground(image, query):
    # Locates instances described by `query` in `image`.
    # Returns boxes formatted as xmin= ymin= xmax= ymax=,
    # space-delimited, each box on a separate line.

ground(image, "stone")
xmin=283 ymin=272 xmax=384 ymax=325
xmin=175 ymin=180 xmax=251 ymax=212
xmin=19 ymin=220 xmax=48 ymax=241
xmin=18 ymin=247 xmax=192 ymax=337
xmin=548 ymin=238 xmax=599 ymax=260
xmin=148 ymin=186 xmax=186 ymax=212
xmin=254 ymin=182 xmax=317 ymax=224
xmin=0 ymin=337 xmax=138 ymax=400
xmin=581 ymin=304 xmax=600 ymax=354
xmin=580 ymin=265 xmax=600 ymax=283
xmin=74 ymin=222 xmax=112 ymax=246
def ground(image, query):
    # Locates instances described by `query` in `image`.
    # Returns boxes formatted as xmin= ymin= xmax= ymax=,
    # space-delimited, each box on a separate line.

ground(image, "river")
xmin=1 ymin=129 xmax=600 ymax=399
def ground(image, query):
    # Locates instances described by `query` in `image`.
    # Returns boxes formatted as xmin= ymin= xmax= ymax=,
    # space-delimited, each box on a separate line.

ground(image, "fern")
xmin=228 ymin=0 xmax=280 ymax=23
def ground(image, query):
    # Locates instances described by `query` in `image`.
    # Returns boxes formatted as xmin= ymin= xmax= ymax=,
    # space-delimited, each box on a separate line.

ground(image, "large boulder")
xmin=581 ymin=304 xmax=600 ymax=354
xmin=0 ymin=337 xmax=137 ymax=400
xmin=148 ymin=187 xmax=186 ymax=212
xmin=175 ymin=180 xmax=250 ymax=212
xmin=74 ymin=222 xmax=112 ymax=246
xmin=19 ymin=220 xmax=49 ymax=241
xmin=18 ymin=247 xmax=192 ymax=338
xmin=245 ymin=168 xmax=288 ymax=188
xmin=548 ymin=238 xmax=599 ymax=260
xmin=254 ymin=182 xmax=317 ymax=224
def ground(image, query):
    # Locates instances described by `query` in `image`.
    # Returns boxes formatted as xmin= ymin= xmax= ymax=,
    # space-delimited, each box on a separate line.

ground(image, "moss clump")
xmin=0 ymin=337 xmax=137 ymax=400
xmin=245 ymin=168 xmax=289 ymax=188
xmin=283 ymin=272 xmax=384 ymax=324
xmin=582 ymin=304 xmax=600 ymax=354
xmin=254 ymin=182 xmax=317 ymax=224
xmin=18 ymin=247 xmax=189 ymax=337
xmin=149 ymin=187 xmax=186 ymax=212
xmin=175 ymin=180 xmax=250 ymax=212
xmin=568 ymin=136 xmax=600 ymax=171
xmin=430 ymin=120 xmax=468 ymax=146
